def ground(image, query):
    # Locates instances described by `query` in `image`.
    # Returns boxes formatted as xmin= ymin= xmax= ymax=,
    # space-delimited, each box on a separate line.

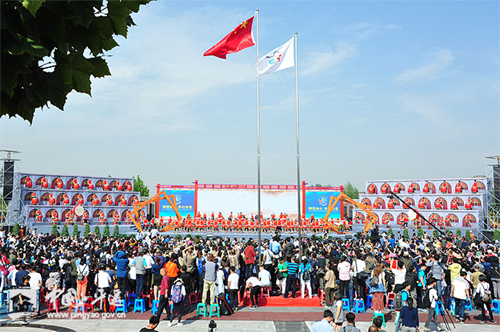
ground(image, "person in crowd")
xmin=312 ymin=309 xmax=335 ymax=332
xmin=76 ymin=257 xmax=89 ymax=300
xmin=202 ymin=254 xmax=217 ymax=307
xmin=324 ymin=264 xmax=337 ymax=308
xmin=276 ymin=256 xmax=288 ymax=293
xmin=168 ymin=278 xmax=186 ymax=326
xmin=258 ymin=265 xmax=271 ymax=288
xmin=450 ymin=270 xmax=470 ymax=324
xmin=477 ymin=274 xmax=496 ymax=324
xmin=370 ymin=259 xmax=386 ymax=313
xmin=156 ymin=268 xmax=171 ymax=321
xmin=244 ymin=241 xmax=256 ymax=279
xmin=400 ymin=297 xmax=419 ymax=332
xmin=139 ymin=315 xmax=160 ymax=332
xmin=246 ymin=273 xmax=262 ymax=309
xmin=340 ymin=312 xmax=361 ymax=332
xmin=338 ymin=255 xmax=351 ymax=299
xmin=332 ymin=291 xmax=345 ymax=332
xmin=28 ymin=265 xmax=42 ymax=316
xmin=134 ymin=249 xmax=147 ymax=299
xmin=95 ymin=264 xmax=112 ymax=311
xmin=284 ymin=256 xmax=299 ymax=298
xmin=424 ymin=278 xmax=443 ymax=332
xmin=228 ymin=266 xmax=239 ymax=311
xmin=300 ymin=256 xmax=313 ymax=299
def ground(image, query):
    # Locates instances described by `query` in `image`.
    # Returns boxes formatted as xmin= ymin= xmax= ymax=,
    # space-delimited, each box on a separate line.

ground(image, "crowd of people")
xmin=0 ymin=225 xmax=499 ymax=329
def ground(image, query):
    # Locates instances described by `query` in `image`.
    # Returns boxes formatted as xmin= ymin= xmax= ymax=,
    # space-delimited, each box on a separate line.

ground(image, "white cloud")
xmin=344 ymin=22 xmax=401 ymax=40
xmin=394 ymin=49 xmax=454 ymax=84
xmin=302 ymin=42 xmax=356 ymax=76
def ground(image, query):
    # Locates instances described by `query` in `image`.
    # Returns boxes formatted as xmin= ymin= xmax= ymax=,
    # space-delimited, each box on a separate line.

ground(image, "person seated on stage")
xmin=116 ymin=181 xmax=123 ymax=191
xmin=62 ymin=194 xmax=70 ymax=205
xmin=258 ymin=265 xmax=272 ymax=288
xmin=29 ymin=192 xmax=38 ymax=205
xmin=25 ymin=176 xmax=33 ymax=188
xmin=56 ymin=177 xmax=63 ymax=189
xmin=211 ymin=212 xmax=215 ymax=220
xmin=72 ymin=178 xmax=79 ymax=190
xmin=103 ymin=180 xmax=110 ymax=191
xmin=87 ymin=179 xmax=95 ymax=190
xmin=471 ymin=180 xmax=479 ymax=193
xmin=125 ymin=181 xmax=132 ymax=191
xmin=48 ymin=193 xmax=56 ymax=205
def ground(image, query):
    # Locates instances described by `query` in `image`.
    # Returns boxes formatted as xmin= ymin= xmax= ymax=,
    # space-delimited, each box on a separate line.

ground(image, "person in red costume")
xmin=87 ymin=179 xmax=95 ymax=190
xmin=368 ymin=183 xmax=376 ymax=194
xmin=51 ymin=210 xmax=58 ymax=225
xmin=72 ymin=178 xmax=79 ymax=190
xmin=31 ymin=192 xmax=39 ymax=205
xmin=76 ymin=194 xmax=84 ymax=206
xmin=98 ymin=211 xmax=106 ymax=225
xmin=440 ymin=181 xmax=448 ymax=193
xmin=418 ymin=198 xmax=426 ymax=209
xmin=62 ymin=194 xmax=70 ymax=205
xmin=112 ymin=211 xmax=120 ymax=225
xmin=373 ymin=201 xmax=380 ymax=209
xmin=65 ymin=210 xmax=73 ymax=225
xmin=125 ymin=181 xmax=132 ymax=191
xmin=116 ymin=181 xmax=122 ymax=191
xmin=82 ymin=210 xmax=89 ymax=225
xmin=381 ymin=183 xmax=389 ymax=194
xmin=451 ymin=199 xmax=458 ymax=210
xmin=465 ymin=197 xmax=473 ymax=210
xmin=455 ymin=181 xmax=463 ymax=193
xmin=103 ymin=180 xmax=109 ymax=191
xmin=92 ymin=194 xmax=99 ymax=206
xmin=25 ymin=176 xmax=33 ymax=188
xmin=435 ymin=198 xmax=443 ymax=210
xmin=471 ymin=180 xmax=479 ymax=193
xmin=35 ymin=209 xmax=43 ymax=223
xmin=423 ymin=182 xmax=430 ymax=193
xmin=133 ymin=196 xmax=139 ymax=206
xmin=48 ymin=193 xmax=56 ymax=205
xmin=41 ymin=177 xmax=48 ymax=188
xmin=445 ymin=215 xmax=452 ymax=227
xmin=120 ymin=196 xmax=127 ymax=206
xmin=106 ymin=196 xmax=113 ymax=206
xmin=388 ymin=199 xmax=394 ymax=209
xmin=56 ymin=177 xmax=63 ymax=189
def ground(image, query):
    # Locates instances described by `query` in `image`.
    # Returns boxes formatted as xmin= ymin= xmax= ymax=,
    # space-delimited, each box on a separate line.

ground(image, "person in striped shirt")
xmin=284 ymin=256 xmax=299 ymax=298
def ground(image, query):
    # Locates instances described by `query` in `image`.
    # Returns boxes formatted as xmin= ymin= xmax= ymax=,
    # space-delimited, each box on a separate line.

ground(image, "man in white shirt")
xmin=258 ymin=265 xmax=271 ymax=287
xmin=246 ymin=274 xmax=262 ymax=309
xmin=95 ymin=265 xmax=112 ymax=310
xmin=8 ymin=264 xmax=18 ymax=288
xmin=28 ymin=266 xmax=42 ymax=316
xmin=451 ymin=271 xmax=470 ymax=323
xmin=227 ymin=266 xmax=239 ymax=311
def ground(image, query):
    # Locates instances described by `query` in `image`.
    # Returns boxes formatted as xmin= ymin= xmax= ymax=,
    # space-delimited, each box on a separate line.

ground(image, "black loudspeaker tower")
xmin=3 ymin=161 xmax=14 ymax=201
xmin=494 ymin=166 xmax=500 ymax=204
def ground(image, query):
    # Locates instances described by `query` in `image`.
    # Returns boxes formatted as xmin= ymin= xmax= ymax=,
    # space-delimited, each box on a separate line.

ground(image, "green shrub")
xmin=456 ymin=229 xmax=462 ymax=238
xmin=94 ymin=225 xmax=101 ymax=238
xmin=493 ymin=229 xmax=500 ymax=242
xmin=417 ymin=228 xmax=424 ymax=238
xmin=433 ymin=230 xmax=439 ymax=239
xmin=465 ymin=229 xmax=472 ymax=242
xmin=73 ymin=224 xmax=79 ymax=237
xmin=51 ymin=223 xmax=60 ymax=237
xmin=84 ymin=224 xmax=91 ymax=238
xmin=12 ymin=223 xmax=20 ymax=235
xmin=61 ymin=224 xmax=69 ymax=237
xmin=387 ymin=228 xmax=394 ymax=236
xmin=113 ymin=224 xmax=120 ymax=238
xmin=103 ymin=224 xmax=110 ymax=238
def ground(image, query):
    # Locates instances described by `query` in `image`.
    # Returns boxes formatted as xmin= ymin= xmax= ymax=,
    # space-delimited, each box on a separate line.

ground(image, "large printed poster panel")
xmin=159 ymin=190 xmax=195 ymax=217
xmin=305 ymin=191 xmax=341 ymax=219
xmin=197 ymin=190 xmax=300 ymax=218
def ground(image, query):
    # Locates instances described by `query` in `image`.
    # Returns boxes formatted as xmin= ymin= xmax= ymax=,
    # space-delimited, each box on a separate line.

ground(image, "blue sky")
xmin=1 ymin=1 xmax=499 ymax=193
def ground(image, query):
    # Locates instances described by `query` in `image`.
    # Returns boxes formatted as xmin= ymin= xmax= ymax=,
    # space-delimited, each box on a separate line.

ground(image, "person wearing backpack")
xmin=299 ymin=256 xmax=313 ymax=299
xmin=477 ymin=274 xmax=496 ymax=324
xmin=399 ymin=297 xmax=419 ymax=332
xmin=424 ymin=278 xmax=444 ymax=332
xmin=395 ymin=282 xmax=412 ymax=332
xmin=76 ymin=257 xmax=89 ymax=299
xmin=168 ymin=278 xmax=186 ymax=327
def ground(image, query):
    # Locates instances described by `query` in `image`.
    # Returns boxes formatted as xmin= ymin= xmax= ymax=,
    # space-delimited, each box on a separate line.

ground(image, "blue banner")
xmin=159 ymin=190 xmax=195 ymax=217
xmin=305 ymin=191 xmax=341 ymax=219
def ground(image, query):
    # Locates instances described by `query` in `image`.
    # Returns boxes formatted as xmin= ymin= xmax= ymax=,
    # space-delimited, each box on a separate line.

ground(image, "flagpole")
xmin=255 ymin=9 xmax=262 ymax=268
xmin=295 ymin=32 xmax=302 ymax=263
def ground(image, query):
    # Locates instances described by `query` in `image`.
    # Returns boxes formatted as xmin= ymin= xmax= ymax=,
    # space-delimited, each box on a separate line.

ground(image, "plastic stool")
xmin=367 ymin=295 xmax=373 ymax=309
xmin=435 ymin=301 xmax=443 ymax=316
xmin=465 ymin=299 xmax=473 ymax=311
xmin=196 ymin=303 xmax=207 ymax=317
xmin=134 ymin=298 xmax=146 ymax=313
xmin=491 ymin=299 xmax=500 ymax=314
xmin=209 ymin=303 xmax=220 ymax=318
xmin=373 ymin=312 xmax=386 ymax=327
xmin=189 ymin=292 xmax=198 ymax=304
xmin=115 ymin=299 xmax=127 ymax=313
xmin=128 ymin=293 xmax=136 ymax=305
xmin=450 ymin=299 xmax=455 ymax=316
xmin=353 ymin=299 xmax=366 ymax=314
xmin=342 ymin=298 xmax=350 ymax=311
xmin=261 ymin=286 xmax=271 ymax=297
xmin=151 ymin=300 xmax=159 ymax=315
xmin=74 ymin=299 xmax=86 ymax=313
xmin=46 ymin=298 xmax=61 ymax=313
xmin=393 ymin=311 xmax=399 ymax=325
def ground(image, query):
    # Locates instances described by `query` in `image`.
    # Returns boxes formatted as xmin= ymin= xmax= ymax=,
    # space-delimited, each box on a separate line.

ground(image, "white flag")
xmin=258 ymin=36 xmax=295 ymax=75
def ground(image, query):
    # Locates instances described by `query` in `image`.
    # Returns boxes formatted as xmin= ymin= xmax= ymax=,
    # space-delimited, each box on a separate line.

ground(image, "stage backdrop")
xmin=305 ymin=191 xmax=341 ymax=219
xmin=197 ymin=189 xmax=299 ymax=218
xmin=158 ymin=189 xmax=195 ymax=217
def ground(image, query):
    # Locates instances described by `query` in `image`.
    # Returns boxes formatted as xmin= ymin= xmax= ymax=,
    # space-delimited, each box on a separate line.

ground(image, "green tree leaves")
xmin=344 ymin=181 xmax=359 ymax=199
xmin=1 ymin=0 xmax=151 ymax=123
xmin=133 ymin=175 xmax=150 ymax=197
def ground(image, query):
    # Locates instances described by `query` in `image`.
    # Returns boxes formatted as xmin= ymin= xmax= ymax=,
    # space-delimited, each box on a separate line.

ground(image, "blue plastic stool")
xmin=491 ymin=300 xmax=500 ymax=314
xmin=435 ymin=301 xmax=443 ymax=315
xmin=133 ymin=298 xmax=146 ymax=313
xmin=465 ymin=299 xmax=473 ymax=311
xmin=367 ymin=295 xmax=373 ymax=309
xmin=128 ymin=293 xmax=136 ymax=306
xmin=151 ymin=300 xmax=159 ymax=315
xmin=115 ymin=299 xmax=127 ymax=313
xmin=196 ymin=302 xmax=207 ymax=317
xmin=209 ymin=303 xmax=220 ymax=318
xmin=342 ymin=298 xmax=350 ymax=311
xmin=373 ymin=312 xmax=386 ymax=327
xmin=450 ymin=299 xmax=455 ymax=316
xmin=353 ymin=299 xmax=366 ymax=314
xmin=74 ymin=299 xmax=85 ymax=313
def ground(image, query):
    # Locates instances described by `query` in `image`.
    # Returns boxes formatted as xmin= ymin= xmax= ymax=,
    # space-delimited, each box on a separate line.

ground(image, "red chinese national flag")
xmin=204 ymin=16 xmax=255 ymax=59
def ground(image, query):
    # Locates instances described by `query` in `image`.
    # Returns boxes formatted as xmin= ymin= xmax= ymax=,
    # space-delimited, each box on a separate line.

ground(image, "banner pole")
xmin=255 ymin=9 xmax=262 ymax=268
xmin=294 ymin=32 xmax=302 ymax=262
